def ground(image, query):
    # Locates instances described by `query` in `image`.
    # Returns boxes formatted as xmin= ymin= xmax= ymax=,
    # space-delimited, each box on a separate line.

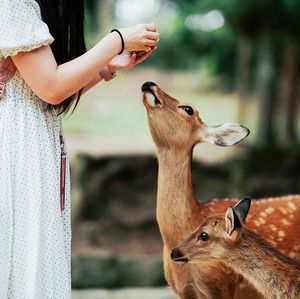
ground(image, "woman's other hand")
xmin=118 ymin=23 xmax=159 ymax=52
xmin=107 ymin=46 xmax=157 ymax=72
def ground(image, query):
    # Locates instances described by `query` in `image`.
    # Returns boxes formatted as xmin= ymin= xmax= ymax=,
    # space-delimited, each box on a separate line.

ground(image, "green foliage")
xmin=72 ymin=253 xmax=165 ymax=288
xmin=281 ymin=0 xmax=300 ymax=36
xmin=84 ymin=0 xmax=300 ymax=93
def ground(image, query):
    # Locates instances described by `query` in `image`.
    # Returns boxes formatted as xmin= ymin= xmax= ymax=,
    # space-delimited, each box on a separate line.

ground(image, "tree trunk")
xmin=98 ymin=0 xmax=114 ymax=33
xmin=236 ymin=36 xmax=253 ymax=124
xmin=279 ymin=41 xmax=299 ymax=146
xmin=256 ymin=34 xmax=278 ymax=147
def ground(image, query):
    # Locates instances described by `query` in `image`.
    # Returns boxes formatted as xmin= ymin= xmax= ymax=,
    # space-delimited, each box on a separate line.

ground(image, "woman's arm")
xmin=82 ymin=73 xmax=103 ymax=94
xmin=83 ymin=47 xmax=157 ymax=94
xmin=11 ymin=24 xmax=159 ymax=105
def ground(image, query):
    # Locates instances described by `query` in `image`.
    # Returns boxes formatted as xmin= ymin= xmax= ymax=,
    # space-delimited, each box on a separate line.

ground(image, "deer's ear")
xmin=233 ymin=197 xmax=251 ymax=223
xmin=201 ymin=124 xmax=250 ymax=146
xmin=225 ymin=207 xmax=242 ymax=237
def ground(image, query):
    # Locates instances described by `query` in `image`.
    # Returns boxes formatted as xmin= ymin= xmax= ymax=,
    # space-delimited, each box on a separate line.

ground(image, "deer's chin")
xmin=173 ymin=257 xmax=189 ymax=265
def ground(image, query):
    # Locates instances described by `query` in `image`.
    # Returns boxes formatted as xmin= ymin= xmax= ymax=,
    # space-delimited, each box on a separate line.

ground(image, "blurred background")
xmin=68 ymin=0 xmax=300 ymax=298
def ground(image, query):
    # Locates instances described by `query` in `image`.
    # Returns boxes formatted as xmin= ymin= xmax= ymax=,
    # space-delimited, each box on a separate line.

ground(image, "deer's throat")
xmin=156 ymin=149 xmax=199 ymax=247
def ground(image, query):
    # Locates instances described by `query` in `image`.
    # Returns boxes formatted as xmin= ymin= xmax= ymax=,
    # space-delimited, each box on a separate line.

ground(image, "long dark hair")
xmin=36 ymin=0 xmax=87 ymax=114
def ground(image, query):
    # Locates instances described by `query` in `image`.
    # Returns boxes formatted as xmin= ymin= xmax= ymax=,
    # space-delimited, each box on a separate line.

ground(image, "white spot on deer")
xmin=281 ymin=219 xmax=291 ymax=226
xmin=278 ymin=230 xmax=285 ymax=238
xmin=265 ymin=207 xmax=274 ymax=215
xmin=279 ymin=207 xmax=288 ymax=215
xmin=287 ymin=201 xmax=297 ymax=212
xmin=254 ymin=220 xmax=261 ymax=227
xmin=258 ymin=218 xmax=266 ymax=225
xmin=269 ymin=224 xmax=277 ymax=232
xmin=260 ymin=212 xmax=267 ymax=218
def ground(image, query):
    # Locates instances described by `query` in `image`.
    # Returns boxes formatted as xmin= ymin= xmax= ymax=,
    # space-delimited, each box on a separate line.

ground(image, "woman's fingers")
xmin=135 ymin=51 xmax=152 ymax=64
xmin=135 ymin=46 xmax=157 ymax=64
xmin=145 ymin=32 xmax=160 ymax=41
xmin=129 ymin=53 xmax=136 ymax=66
xmin=145 ymin=23 xmax=157 ymax=32
xmin=144 ymin=39 xmax=158 ymax=47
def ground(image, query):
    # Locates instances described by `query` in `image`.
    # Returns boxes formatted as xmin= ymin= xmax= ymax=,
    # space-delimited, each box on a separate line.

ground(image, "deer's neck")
xmin=228 ymin=230 xmax=300 ymax=299
xmin=156 ymin=147 xmax=200 ymax=248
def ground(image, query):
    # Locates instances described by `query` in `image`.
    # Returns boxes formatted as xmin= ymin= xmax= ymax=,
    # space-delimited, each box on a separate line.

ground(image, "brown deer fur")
xmin=172 ymin=198 xmax=300 ymax=299
xmin=142 ymin=82 xmax=300 ymax=299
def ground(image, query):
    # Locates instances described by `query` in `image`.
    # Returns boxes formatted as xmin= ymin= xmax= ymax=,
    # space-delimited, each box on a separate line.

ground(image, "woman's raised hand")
xmin=118 ymin=23 xmax=159 ymax=52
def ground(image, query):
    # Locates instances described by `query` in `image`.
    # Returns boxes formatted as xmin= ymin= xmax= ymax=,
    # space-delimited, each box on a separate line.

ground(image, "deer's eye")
xmin=198 ymin=232 xmax=209 ymax=241
xmin=179 ymin=105 xmax=194 ymax=116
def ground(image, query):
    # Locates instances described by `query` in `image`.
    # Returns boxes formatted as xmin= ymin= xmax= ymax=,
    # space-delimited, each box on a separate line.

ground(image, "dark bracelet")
xmin=111 ymin=29 xmax=125 ymax=55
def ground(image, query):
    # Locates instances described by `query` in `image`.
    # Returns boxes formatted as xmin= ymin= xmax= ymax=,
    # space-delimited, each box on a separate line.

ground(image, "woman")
xmin=0 ymin=0 xmax=159 ymax=298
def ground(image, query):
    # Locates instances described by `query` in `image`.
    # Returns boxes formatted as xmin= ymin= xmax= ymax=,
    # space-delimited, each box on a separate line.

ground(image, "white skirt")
xmin=0 ymin=72 xmax=71 ymax=299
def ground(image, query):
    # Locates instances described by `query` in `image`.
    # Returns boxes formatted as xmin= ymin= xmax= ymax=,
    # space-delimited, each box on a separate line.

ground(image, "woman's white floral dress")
xmin=0 ymin=0 xmax=72 ymax=298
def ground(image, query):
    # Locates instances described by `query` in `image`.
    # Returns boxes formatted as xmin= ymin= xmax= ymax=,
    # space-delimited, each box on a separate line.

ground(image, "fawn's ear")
xmin=225 ymin=207 xmax=242 ymax=237
xmin=233 ymin=197 xmax=251 ymax=223
xmin=201 ymin=124 xmax=250 ymax=146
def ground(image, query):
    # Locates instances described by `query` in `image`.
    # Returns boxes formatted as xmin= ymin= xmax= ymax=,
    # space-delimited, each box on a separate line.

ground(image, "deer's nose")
xmin=171 ymin=249 xmax=183 ymax=260
xmin=142 ymin=81 xmax=157 ymax=92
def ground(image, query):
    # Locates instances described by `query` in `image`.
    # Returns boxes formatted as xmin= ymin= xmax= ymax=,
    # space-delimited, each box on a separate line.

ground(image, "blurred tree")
xmin=210 ymin=0 xmax=300 ymax=147
xmin=98 ymin=0 xmax=114 ymax=33
xmin=213 ymin=0 xmax=281 ymax=146
xmin=84 ymin=0 xmax=300 ymax=148
xmin=278 ymin=0 xmax=300 ymax=146
xmin=147 ymin=0 xmax=237 ymax=89
xmin=156 ymin=0 xmax=300 ymax=148
xmin=85 ymin=0 xmax=98 ymax=32
xmin=84 ymin=0 xmax=116 ymax=49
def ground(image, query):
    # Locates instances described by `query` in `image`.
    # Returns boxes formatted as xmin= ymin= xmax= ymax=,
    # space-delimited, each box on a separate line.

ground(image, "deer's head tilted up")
xmin=170 ymin=197 xmax=252 ymax=264
xmin=142 ymin=81 xmax=250 ymax=150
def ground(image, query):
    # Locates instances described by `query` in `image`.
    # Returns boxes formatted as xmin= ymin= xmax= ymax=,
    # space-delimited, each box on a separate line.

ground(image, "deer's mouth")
xmin=143 ymin=91 xmax=161 ymax=107
xmin=172 ymin=257 xmax=189 ymax=265
xmin=142 ymin=81 xmax=162 ymax=107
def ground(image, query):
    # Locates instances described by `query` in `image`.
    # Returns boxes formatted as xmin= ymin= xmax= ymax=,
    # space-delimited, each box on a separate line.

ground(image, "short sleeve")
xmin=0 ymin=0 xmax=54 ymax=58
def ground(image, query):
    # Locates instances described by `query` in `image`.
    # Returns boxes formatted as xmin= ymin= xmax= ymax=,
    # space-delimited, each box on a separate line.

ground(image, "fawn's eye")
xmin=179 ymin=105 xmax=194 ymax=116
xmin=198 ymin=232 xmax=209 ymax=241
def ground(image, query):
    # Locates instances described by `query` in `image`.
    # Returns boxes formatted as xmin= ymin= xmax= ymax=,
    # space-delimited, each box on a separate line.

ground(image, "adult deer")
xmin=171 ymin=197 xmax=300 ymax=299
xmin=141 ymin=81 xmax=300 ymax=299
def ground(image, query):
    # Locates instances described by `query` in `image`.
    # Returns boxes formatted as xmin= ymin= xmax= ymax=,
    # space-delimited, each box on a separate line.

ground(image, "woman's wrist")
xmin=108 ymin=31 xmax=123 ymax=56
xmin=111 ymin=29 xmax=125 ymax=54
xmin=99 ymin=67 xmax=116 ymax=82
